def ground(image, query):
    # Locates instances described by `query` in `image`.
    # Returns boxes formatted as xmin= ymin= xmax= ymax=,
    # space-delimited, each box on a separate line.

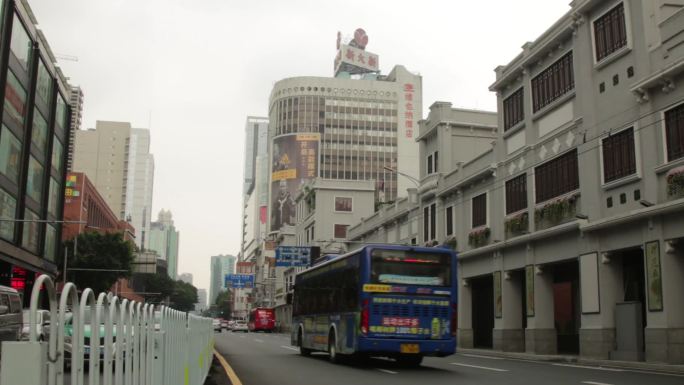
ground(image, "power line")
xmin=349 ymin=98 xmax=683 ymax=238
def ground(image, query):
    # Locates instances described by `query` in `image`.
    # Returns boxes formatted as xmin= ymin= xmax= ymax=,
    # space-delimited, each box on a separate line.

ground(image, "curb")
xmin=457 ymin=348 xmax=684 ymax=375
xmin=213 ymin=349 xmax=243 ymax=385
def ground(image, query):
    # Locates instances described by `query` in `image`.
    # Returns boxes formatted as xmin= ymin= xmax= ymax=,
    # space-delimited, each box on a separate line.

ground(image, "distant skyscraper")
xmin=196 ymin=289 xmax=208 ymax=312
xmin=148 ymin=209 xmax=180 ymax=279
xmin=72 ymin=121 xmax=155 ymax=249
xmin=241 ymin=117 xmax=269 ymax=260
xmin=67 ymin=86 xmax=83 ymax=172
xmin=209 ymin=254 xmax=236 ymax=305
xmin=178 ymin=272 xmax=193 ymax=285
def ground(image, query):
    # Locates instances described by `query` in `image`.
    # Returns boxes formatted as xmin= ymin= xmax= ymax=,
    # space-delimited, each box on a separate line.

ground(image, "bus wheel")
xmin=396 ymin=354 xmax=423 ymax=367
xmin=328 ymin=332 xmax=343 ymax=364
xmin=298 ymin=329 xmax=311 ymax=357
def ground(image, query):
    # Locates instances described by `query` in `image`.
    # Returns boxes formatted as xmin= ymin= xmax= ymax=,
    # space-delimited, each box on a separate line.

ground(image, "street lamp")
xmin=383 ymin=166 xmax=420 ymax=187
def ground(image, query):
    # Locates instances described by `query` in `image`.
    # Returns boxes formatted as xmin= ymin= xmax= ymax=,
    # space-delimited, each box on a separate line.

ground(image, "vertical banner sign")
xmin=404 ymin=83 xmax=414 ymax=138
xmin=275 ymin=246 xmax=312 ymax=267
xmin=525 ymin=265 xmax=535 ymax=317
xmin=494 ymin=271 xmax=502 ymax=318
xmin=270 ymin=133 xmax=320 ymax=231
xmin=225 ymin=274 xmax=255 ymax=289
xmin=645 ymin=241 xmax=663 ymax=311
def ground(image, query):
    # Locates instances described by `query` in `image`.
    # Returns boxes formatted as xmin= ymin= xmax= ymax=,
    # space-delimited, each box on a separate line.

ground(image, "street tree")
xmin=170 ymin=280 xmax=198 ymax=312
xmin=214 ymin=290 xmax=233 ymax=319
xmin=58 ymin=232 xmax=135 ymax=293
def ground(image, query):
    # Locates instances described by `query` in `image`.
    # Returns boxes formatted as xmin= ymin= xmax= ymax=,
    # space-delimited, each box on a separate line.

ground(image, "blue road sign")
xmin=275 ymin=246 xmax=312 ymax=267
xmin=225 ymin=274 xmax=254 ymax=289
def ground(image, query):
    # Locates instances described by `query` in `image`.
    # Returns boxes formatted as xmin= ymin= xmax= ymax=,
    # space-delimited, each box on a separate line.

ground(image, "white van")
xmin=0 ymin=285 xmax=23 ymax=351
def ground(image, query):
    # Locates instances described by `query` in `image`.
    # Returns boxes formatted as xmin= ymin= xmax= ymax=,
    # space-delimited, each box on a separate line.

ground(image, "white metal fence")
xmin=0 ymin=274 xmax=214 ymax=385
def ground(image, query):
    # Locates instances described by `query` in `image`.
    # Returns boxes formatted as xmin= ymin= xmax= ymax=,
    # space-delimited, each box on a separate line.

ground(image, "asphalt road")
xmin=214 ymin=331 xmax=684 ymax=385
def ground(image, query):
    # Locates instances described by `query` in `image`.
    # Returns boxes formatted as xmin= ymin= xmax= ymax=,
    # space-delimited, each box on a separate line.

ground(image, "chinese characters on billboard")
xmin=270 ymin=133 xmax=320 ymax=231
xmin=404 ymin=83 xmax=414 ymax=138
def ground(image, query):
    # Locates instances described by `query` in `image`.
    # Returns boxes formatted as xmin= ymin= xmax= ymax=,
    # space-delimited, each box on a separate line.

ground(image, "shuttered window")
xmin=505 ymin=174 xmax=528 ymax=214
xmin=602 ymin=127 xmax=636 ymax=183
xmin=665 ymin=104 xmax=684 ymax=161
xmin=535 ymin=149 xmax=579 ymax=202
xmin=504 ymin=88 xmax=524 ymax=131
xmin=531 ymin=52 xmax=574 ymax=112
xmin=594 ymin=3 xmax=627 ymax=62
xmin=472 ymin=194 xmax=487 ymax=228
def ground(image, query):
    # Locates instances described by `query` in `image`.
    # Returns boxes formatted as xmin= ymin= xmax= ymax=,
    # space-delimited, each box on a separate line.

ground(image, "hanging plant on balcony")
xmin=534 ymin=195 xmax=577 ymax=224
xmin=443 ymin=236 xmax=458 ymax=250
xmin=424 ymin=239 xmax=439 ymax=247
xmin=468 ymin=227 xmax=490 ymax=247
xmin=505 ymin=212 xmax=529 ymax=234
xmin=666 ymin=166 xmax=684 ymax=197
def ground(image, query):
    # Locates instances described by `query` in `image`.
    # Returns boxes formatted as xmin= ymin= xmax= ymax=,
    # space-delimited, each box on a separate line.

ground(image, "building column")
xmin=579 ymin=252 xmax=619 ymax=359
xmin=494 ymin=270 xmax=525 ymax=352
xmin=646 ymin=239 xmax=684 ymax=364
xmin=457 ymin=276 xmax=474 ymax=349
xmin=525 ymin=265 xmax=557 ymax=354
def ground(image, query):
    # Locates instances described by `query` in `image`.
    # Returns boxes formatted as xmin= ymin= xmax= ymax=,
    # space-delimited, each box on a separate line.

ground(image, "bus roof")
xmin=295 ymin=244 xmax=456 ymax=279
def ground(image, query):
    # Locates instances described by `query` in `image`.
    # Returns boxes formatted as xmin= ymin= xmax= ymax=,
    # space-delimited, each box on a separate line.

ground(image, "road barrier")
xmin=0 ymin=274 xmax=213 ymax=385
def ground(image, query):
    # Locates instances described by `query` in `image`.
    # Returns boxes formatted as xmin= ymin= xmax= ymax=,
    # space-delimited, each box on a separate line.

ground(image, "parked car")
xmin=213 ymin=318 xmax=222 ymax=332
xmin=232 ymin=320 xmax=248 ymax=333
xmin=0 ymin=285 xmax=23 ymax=351
xmin=20 ymin=309 xmax=51 ymax=341
xmin=63 ymin=309 xmax=119 ymax=366
xmin=220 ymin=319 xmax=229 ymax=330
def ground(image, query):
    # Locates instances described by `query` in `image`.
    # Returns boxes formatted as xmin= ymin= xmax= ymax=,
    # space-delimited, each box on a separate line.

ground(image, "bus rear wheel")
xmin=396 ymin=354 xmax=423 ymax=367
xmin=298 ymin=329 xmax=311 ymax=357
xmin=328 ymin=332 xmax=346 ymax=364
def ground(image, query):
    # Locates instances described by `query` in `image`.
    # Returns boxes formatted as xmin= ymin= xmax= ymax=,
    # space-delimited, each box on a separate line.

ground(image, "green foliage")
xmin=170 ymin=280 xmax=198 ymax=312
xmin=505 ymin=212 xmax=529 ymax=236
xmin=534 ymin=195 xmax=577 ymax=227
xmin=135 ymin=273 xmax=175 ymax=304
xmin=468 ymin=227 xmax=490 ymax=248
xmin=214 ymin=290 xmax=233 ymax=319
xmin=666 ymin=169 xmax=684 ymax=197
xmin=58 ymin=232 xmax=135 ymax=294
xmin=443 ymin=236 xmax=458 ymax=250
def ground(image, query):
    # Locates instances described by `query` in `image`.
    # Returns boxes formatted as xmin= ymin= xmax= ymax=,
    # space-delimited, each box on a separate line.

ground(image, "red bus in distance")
xmin=248 ymin=308 xmax=276 ymax=332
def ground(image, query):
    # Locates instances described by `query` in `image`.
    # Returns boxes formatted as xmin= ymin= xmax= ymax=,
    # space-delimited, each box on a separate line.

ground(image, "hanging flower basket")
xmin=443 ymin=236 xmax=458 ymax=250
xmin=468 ymin=227 xmax=490 ymax=247
xmin=666 ymin=166 xmax=684 ymax=197
xmin=505 ymin=212 xmax=529 ymax=235
xmin=534 ymin=194 xmax=577 ymax=226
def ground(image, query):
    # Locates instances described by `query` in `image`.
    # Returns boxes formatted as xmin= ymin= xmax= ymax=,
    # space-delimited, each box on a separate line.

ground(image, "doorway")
xmin=553 ymin=260 xmax=580 ymax=354
xmin=621 ymin=247 xmax=646 ymax=351
xmin=471 ymin=274 xmax=494 ymax=348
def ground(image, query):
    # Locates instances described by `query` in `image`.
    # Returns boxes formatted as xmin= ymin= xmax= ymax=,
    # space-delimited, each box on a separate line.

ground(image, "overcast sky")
xmin=29 ymin=0 xmax=570 ymax=294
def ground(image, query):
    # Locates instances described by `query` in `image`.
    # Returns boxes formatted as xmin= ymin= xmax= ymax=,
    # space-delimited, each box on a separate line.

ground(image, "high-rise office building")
xmin=148 ymin=209 xmax=180 ymax=279
xmin=209 ymin=254 xmax=236 ymax=306
xmin=66 ymin=85 xmax=83 ymax=172
xmin=0 ymin=0 xmax=73 ymax=304
xmin=267 ymin=30 xmax=422 ymax=234
xmin=196 ymin=288 xmax=208 ymax=312
xmin=241 ymin=117 xmax=269 ymax=260
xmin=72 ymin=121 xmax=155 ymax=249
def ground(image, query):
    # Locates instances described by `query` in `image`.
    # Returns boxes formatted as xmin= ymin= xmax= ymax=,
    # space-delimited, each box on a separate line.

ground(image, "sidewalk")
xmin=457 ymin=348 xmax=684 ymax=375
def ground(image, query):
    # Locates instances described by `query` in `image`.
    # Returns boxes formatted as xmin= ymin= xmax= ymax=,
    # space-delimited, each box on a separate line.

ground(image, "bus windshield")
xmin=370 ymin=249 xmax=450 ymax=286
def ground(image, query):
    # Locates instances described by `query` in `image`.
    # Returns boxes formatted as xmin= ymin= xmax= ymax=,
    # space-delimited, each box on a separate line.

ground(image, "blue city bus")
xmin=291 ymin=244 xmax=457 ymax=366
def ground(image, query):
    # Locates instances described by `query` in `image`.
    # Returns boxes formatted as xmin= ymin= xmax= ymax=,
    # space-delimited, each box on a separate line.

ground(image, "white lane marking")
xmin=450 ymin=363 xmax=509 ymax=372
xmin=254 ymin=339 xmax=264 ymax=343
xmin=280 ymin=345 xmax=299 ymax=351
xmin=376 ymin=369 xmax=398 ymax=375
xmin=553 ymin=363 xmax=623 ymax=372
xmin=581 ymin=381 xmax=613 ymax=385
xmin=459 ymin=353 xmax=505 ymax=360
xmin=624 ymin=370 xmax=684 ymax=378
